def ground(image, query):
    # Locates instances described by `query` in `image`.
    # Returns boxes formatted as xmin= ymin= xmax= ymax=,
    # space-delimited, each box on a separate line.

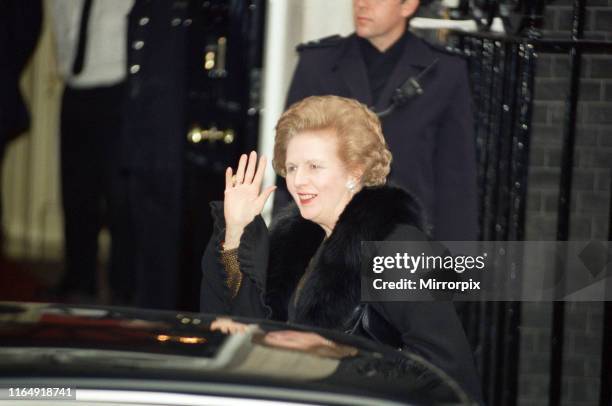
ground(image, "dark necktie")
xmin=72 ymin=0 xmax=93 ymax=75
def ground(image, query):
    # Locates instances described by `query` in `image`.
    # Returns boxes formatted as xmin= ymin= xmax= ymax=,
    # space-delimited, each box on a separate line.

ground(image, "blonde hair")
xmin=273 ymin=96 xmax=392 ymax=186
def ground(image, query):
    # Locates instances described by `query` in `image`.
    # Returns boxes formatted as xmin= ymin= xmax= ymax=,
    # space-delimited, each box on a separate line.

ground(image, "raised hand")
xmin=223 ymin=151 xmax=275 ymax=249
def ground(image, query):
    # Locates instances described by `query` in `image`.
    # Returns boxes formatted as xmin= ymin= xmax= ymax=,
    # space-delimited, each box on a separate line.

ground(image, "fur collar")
xmin=266 ymin=185 xmax=426 ymax=329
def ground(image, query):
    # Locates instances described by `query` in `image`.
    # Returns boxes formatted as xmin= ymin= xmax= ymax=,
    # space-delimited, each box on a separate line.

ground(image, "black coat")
xmin=201 ymin=185 xmax=482 ymax=401
xmin=275 ymin=32 xmax=478 ymax=241
xmin=0 ymin=0 xmax=42 ymax=149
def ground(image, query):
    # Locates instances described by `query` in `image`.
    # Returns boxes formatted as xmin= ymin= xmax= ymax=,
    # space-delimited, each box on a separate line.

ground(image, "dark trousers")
xmin=59 ymin=83 xmax=132 ymax=298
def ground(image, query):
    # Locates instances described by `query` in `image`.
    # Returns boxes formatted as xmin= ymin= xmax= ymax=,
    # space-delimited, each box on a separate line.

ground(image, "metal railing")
xmin=447 ymin=0 xmax=612 ymax=404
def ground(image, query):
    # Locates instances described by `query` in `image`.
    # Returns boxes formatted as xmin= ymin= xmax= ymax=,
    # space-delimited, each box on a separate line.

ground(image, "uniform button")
xmin=139 ymin=17 xmax=149 ymax=26
xmin=171 ymin=18 xmax=181 ymax=26
xmin=130 ymin=64 xmax=140 ymax=74
xmin=133 ymin=40 xmax=144 ymax=50
xmin=183 ymin=18 xmax=192 ymax=27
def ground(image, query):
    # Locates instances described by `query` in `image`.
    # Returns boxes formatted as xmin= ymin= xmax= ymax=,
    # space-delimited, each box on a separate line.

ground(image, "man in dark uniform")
xmin=274 ymin=0 xmax=478 ymax=242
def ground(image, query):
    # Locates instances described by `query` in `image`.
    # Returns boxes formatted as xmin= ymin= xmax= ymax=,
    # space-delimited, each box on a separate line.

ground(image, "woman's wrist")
xmin=223 ymin=227 xmax=244 ymax=250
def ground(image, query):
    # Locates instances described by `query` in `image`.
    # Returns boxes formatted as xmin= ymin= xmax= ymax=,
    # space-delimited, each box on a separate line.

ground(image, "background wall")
xmin=2 ymin=2 xmax=63 ymax=261
xmin=519 ymin=0 xmax=611 ymax=405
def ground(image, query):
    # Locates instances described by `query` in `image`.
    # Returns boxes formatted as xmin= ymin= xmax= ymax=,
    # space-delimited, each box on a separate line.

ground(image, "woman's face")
xmin=285 ymin=130 xmax=356 ymax=236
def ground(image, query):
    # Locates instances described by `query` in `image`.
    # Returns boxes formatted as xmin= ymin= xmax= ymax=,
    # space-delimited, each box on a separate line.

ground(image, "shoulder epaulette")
xmin=296 ymin=35 xmax=345 ymax=52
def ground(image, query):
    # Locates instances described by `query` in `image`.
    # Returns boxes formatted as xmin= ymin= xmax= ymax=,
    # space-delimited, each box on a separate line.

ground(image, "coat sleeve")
xmin=370 ymin=224 xmax=483 ymax=403
xmin=200 ymin=202 xmax=272 ymax=319
xmin=433 ymin=59 xmax=479 ymax=241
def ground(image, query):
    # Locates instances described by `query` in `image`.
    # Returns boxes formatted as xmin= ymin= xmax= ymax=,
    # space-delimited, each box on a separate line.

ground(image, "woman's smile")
xmin=297 ymin=193 xmax=318 ymax=205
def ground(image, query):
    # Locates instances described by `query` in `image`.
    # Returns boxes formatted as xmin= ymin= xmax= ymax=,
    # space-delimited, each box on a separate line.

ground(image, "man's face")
xmin=353 ymin=0 xmax=418 ymax=45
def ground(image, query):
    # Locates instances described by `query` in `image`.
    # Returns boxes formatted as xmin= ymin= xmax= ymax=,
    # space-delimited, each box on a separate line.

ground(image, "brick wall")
xmin=519 ymin=1 xmax=611 ymax=405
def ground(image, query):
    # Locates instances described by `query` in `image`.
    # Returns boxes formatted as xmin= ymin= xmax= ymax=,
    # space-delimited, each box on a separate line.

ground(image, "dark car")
xmin=0 ymin=302 xmax=475 ymax=405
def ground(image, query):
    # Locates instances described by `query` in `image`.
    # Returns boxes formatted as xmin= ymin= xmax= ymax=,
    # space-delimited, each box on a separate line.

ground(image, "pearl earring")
xmin=346 ymin=180 xmax=356 ymax=192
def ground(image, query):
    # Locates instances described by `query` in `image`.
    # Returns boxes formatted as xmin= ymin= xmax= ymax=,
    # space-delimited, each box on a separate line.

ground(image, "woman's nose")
xmin=293 ymin=166 xmax=308 ymax=186
xmin=354 ymin=0 xmax=368 ymax=10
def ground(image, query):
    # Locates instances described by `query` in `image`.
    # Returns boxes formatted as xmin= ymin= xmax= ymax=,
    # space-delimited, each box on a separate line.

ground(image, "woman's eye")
xmin=286 ymin=166 xmax=296 ymax=173
xmin=310 ymin=163 xmax=320 ymax=170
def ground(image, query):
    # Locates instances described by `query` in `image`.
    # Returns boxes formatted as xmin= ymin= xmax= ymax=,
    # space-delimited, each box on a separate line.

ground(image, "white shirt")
xmin=50 ymin=0 xmax=135 ymax=88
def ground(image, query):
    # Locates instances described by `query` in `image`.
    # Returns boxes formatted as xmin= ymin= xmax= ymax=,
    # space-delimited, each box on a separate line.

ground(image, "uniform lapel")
xmin=333 ymin=35 xmax=373 ymax=107
xmin=374 ymin=32 xmax=437 ymax=113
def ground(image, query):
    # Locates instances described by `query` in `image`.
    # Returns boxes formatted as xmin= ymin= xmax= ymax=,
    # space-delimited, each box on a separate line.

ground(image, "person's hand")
xmin=210 ymin=317 xmax=253 ymax=334
xmin=223 ymin=151 xmax=275 ymax=249
xmin=263 ymin=331 xmax=334 ymax=350
xmin=262 ymin=330 xmax=358 ymax=359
